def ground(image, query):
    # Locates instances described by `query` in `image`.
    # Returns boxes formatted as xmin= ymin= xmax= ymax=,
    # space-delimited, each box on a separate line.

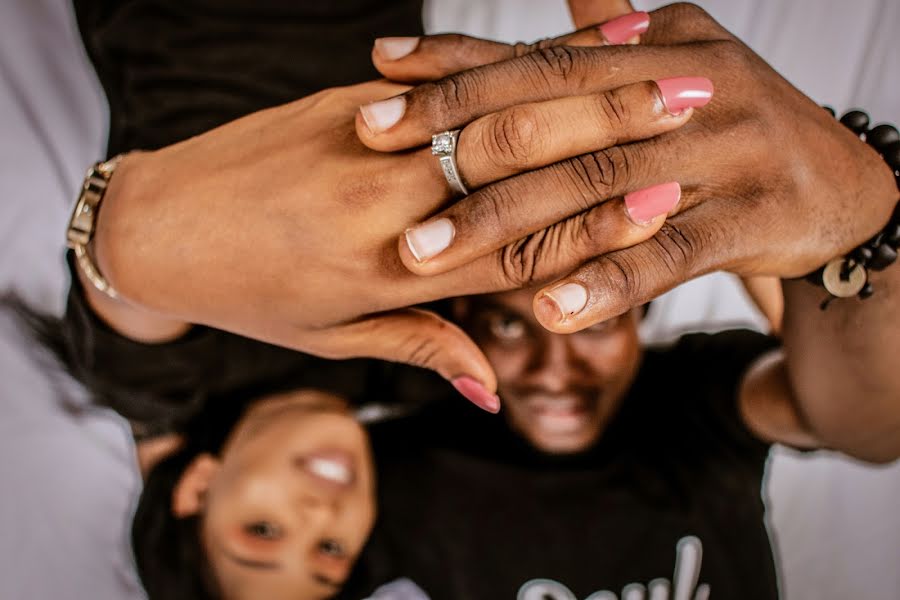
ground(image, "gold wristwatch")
xmin=66 ymin=155 xmax=124 ymax=299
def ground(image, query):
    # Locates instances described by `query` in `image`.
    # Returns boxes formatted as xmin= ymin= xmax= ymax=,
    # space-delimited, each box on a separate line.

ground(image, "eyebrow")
xmin=221 ymin=548 xmax=342 ymax=590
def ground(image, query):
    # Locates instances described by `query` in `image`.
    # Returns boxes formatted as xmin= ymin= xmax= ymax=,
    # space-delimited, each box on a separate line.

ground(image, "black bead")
xmin=867 ymin=124 xmax=900 ymax=152
xmin=867 ymin=232 xmax=885 ymax=249
xmin=823 ymin=105 xmax=836 ymax=117
xmin=881 ymin=141 xmax=900 ymax=171
xmin=868 ymin=243 xmax=898 ymax=271
xmin=851 ymin=246 xmax=874 ymax=265
xmin=859 ymin=282 xmax=875 ymax=299
xmin=891 ymin=203 xmax=900 ymax=227
xmin=840 ymin=110 xmax=870 ymax=135
xmin=885 ymin=222 xmax=900 ymax=247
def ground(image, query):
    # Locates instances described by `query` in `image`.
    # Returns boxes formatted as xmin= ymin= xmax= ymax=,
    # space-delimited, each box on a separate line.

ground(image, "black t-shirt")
xmin=350 ymin=330 xmax=780 ymax=600
xmin=73 ymin=0 xmax=424 ymax=155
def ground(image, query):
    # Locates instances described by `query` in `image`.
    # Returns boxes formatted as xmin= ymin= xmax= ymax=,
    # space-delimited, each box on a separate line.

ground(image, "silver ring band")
xmin=431 ymin=130 xmax=469 ymax=196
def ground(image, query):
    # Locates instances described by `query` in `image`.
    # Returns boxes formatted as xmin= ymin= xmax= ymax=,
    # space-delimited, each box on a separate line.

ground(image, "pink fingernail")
xmin=360 ymin=96 xmax=406 ymax=134
xmin=374 ymin=37 xmax=420 ymax=60
xmin=625 ymin=181 xmax=682 ymax=225
xmin=452 ymin=376 xmax=501 ymax=413
xmin=655 ymin=77 xmax=714 ymax=115
xmin=598 ymin=11 xmax=650 ymax=45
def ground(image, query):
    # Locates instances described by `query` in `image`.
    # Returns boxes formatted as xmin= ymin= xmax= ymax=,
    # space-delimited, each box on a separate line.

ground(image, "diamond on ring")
xmin=432 ymin=132 xmax=454 ymax=156
xmin=431 ymin=130 xmax=469 ymax=196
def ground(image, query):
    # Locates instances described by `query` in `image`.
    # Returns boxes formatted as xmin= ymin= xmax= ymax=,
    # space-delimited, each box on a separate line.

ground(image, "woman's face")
xmin=178 ymin=390 xmax=376 ymax=599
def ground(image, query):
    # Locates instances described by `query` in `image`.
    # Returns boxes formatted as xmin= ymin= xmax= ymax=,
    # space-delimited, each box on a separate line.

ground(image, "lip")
xmin=295 ymin=449 xmax=357 ymax=490
xmin=526 ymin=396 xmax=592 ymax=435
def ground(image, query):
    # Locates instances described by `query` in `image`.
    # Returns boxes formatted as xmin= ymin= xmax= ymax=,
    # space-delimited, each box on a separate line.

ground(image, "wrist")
xmin=85 ymin=151 xmax=192 ymax=341
xmin=74 ymin=250 xmax=192 ymax=343
xmin=855 ymin=145 xmax=898 ymax=239
xmin=92 ymin=151 xmax=157 ymax=309
xmin=805 ymin=109 xmax=900 ymax=304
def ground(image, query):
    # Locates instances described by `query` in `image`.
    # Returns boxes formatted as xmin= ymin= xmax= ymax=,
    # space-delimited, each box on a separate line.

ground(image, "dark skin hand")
xmin=356 ymin=3 xmax=900 ymax=461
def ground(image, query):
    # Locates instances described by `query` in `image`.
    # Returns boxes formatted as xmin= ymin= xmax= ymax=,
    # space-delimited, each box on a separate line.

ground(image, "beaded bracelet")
xmin=806 ymin=108 xmax=900 ymax=309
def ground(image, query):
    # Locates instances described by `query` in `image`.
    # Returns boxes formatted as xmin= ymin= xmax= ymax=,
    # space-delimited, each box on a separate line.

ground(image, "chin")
xmin=530 ymin=435 xmax=598 ymax=455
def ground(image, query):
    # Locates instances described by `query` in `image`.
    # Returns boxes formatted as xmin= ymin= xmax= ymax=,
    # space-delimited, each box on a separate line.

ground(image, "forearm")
xmin=781 ymin=262 xmax=900 ymax=462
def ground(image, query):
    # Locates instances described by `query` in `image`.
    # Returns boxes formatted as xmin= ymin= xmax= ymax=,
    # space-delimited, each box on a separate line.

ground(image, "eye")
xmin=245 ymin=522 xmax=282 ymax=540
xmin=487 ymin=313 xmax=527 ymax=342
xmin=317 ymin=539 xmax=345 ymax=558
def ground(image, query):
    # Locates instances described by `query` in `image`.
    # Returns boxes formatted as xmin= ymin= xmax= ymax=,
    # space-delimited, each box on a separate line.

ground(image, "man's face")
xmin=458 ymin=290 xmax=642 ymax=454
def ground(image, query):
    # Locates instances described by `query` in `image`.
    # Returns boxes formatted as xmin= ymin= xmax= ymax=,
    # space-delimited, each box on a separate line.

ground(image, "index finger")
xmin=357 ymin=3 xmax=732 ymax=151
xmin=356 ymin=43 xmax=707 ymax=151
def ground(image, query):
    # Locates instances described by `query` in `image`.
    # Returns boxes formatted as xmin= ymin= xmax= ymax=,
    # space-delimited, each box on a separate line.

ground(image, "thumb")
xmin=566 ymin=0 xmax=635 ymax=28
xmin=307 ymin=308 xmax=500 ymax=413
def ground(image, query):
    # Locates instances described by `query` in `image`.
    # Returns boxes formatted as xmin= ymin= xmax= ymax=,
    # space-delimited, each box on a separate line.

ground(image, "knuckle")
xmin=513 ymin=38 xmax=548 ymax=57
xmin=592 ymin=87 xmax=632 ymax=133
xmin=598 ymin=253 xmax=642 ymax=304
xmin=526 ymin=45 xmax=579 ymax=84
xmin=483 ymin=106 xmax=546 ymax=167
xmin=595 ymin=222 xmax=701 ymax=308
xmin=650 ymin=222 xmax=697 ymax=278
xmin=497 ymin=230 xmax=550 ymax=288
xmin=706 ymin=38 xmax=749 ymax=70
xmin=405 ymin=334 xmax=444 ymax=369
xmin=429 ymin=72 xmax=484 ymax=121
xmin=474 ymin=183 xmax=518 ymax=226
xmin=566 ymin=146 xmax=635 ymax=203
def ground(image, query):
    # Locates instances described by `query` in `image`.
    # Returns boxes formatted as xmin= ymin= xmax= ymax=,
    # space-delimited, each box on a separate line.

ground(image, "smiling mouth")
xmin=297 ymin=450 xmax=357 ymax=488
xmin=528 ymin=397 xmax=593 ymax=435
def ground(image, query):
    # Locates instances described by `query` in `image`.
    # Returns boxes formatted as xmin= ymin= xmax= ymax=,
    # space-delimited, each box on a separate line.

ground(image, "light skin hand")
xmin=83 ymin=59 xmax=696 ymax=411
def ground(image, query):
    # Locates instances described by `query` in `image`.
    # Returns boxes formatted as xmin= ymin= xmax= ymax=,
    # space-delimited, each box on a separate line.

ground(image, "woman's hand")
xmin=356 ymin=3 xmax=898 ymax=332
xmin=91 ymin=76 xmax=696 ymax=409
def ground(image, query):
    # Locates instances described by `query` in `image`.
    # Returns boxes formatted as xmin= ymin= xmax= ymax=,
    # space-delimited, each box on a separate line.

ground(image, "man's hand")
xmin=356 ymin=3 xmax=897 ymax=334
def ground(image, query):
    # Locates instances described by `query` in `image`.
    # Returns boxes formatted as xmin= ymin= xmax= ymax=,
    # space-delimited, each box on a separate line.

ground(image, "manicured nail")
xmin=360 ymin=96 xmax=406 ymax=134
xmin=625 ymin=181 xmax=682 ymax=225
xmin=655 ymin=77 xmax=714 ymax=115
xmin=543 ymin=282 xmax=588 ymax=321
xmin=405 ymin=218 xmax=455 ymax=262
xmin=452 ymin=376 xmax=501 ymax=413
xmin=598 ymin=11 xmax=650 ymax=45
xmin=374 ymin=37 xmax=420 ymax=60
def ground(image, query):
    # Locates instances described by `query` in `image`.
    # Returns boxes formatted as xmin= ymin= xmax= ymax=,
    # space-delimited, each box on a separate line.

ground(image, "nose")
xmin=299 ymin=493 xmax=340 ymax=528
xmin=527 ymin=334 xmax=589 ymax=393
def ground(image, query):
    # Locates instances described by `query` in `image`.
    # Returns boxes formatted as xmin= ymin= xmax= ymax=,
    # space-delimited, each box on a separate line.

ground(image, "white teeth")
xmin=533 ymin=397 xmax=582 ymax=416
xmin=306 ymin=458 xmax=352 ymax=484
xmin=537 ymin=413 xmax=586 ymax=434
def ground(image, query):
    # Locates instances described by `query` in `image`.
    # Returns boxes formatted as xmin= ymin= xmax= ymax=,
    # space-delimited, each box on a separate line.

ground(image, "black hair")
xmin=130 ymin=380 xmax=268 ymax=600
xmin=9 ymin=290 xmax=414 ymax=600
